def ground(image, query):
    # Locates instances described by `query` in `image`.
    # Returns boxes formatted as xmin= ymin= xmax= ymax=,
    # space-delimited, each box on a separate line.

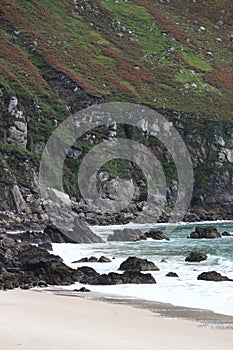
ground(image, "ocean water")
xmin=52 ymin=221 xmax=233 ymax=316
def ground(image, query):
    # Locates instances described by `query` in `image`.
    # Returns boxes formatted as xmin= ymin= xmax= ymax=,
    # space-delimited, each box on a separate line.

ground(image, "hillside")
xmin=0 ymin=0 xmax=233 ymax=228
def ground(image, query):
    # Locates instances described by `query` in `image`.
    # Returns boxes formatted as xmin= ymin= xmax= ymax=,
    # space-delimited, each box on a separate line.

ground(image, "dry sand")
xmin=0 ymin=289 xmax=232 ymax=350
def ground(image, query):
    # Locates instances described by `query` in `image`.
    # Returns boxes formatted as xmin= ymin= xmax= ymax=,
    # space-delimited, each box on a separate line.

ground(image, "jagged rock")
xmin=73 ymin=257 xmax=89 ymax=263
xmin=74 ymin=287 xmax=90 ymax=292
xmin=77 ymin=266 xmax=100 ymax=284
xmin=72 ymin=256 xmax=111 ymax=263
xmin=11 ymin=185 xmax=29 ymax=213
xmin=8 ymin=121 xmax=27 ymax=148
xmin=107 ymin=229 xmax=145 ymax=242
xmin=89 ymin=271 xmax=156 ymax=285
xmin=38 ymin=242 xmax=53 ymax=251
xmin=166 ymin=272 xmax=178 ymax=277
xmin=222 ymin=231 xmax=233 ymax=237
xmin=185 ymin=252 xmax=207 ymax=262
xmin=144 ymin=230 xmax=170 ymax=241
xmin=118 ymin=256 xmax=159 ymax=271
xmin=42 ymin=189 xmax=103 ymax=243
xmin=189 ymin=226 xmax=222 ymax=239
xmin=98 ymin=256 xmax=111 ymax=263
xmin=8 ymin=96 xmax=18 ymax=114
xmin=197 ymin=271 xmax=233 ymax=282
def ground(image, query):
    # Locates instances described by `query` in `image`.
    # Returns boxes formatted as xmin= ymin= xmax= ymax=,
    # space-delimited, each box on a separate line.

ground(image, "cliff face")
xmin=0 ymin=0 xmax=232 ymax=226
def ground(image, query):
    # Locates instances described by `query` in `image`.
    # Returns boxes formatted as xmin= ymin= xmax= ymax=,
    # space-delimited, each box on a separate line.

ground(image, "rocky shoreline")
xmin=1 ymin=224 xmax=232 ymax=290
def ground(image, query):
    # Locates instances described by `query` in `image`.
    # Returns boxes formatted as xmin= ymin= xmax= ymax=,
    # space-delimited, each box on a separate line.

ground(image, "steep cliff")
xmin=0 ymin=0 xmax=232 ymax=228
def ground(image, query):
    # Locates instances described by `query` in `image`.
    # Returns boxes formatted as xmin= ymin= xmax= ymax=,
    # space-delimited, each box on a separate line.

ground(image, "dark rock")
xmin=185 ymin=252 xmax=207 ymax=262
xmin=166 ymin=272 xmax=178 ymax=277
xmin=77 ymin=266 xmax=100 ymax=284
xmin=144 ymin=230 xmax=170 ymax=241
xmin=160 ymin=258 xmax=167 ymax=263
xmin=43 ymin=225 xmax=80 ymax=243
xmin=72 ymin=256 xmax=110 ymax=263
xmin=121 ymin=271 xmax=156 ymax=284
xmin=88 ymin=256 xmax=98 ymax=262
xmin=197 ymin=271 xmax=233 ymax=282
xmin=222 ymin=231 xmax=233 ymax=237
xmin=90 ymin=271 xmax=156 ymax=285
xmin=38 ymin=242 xmax=53 ymax=251
xmin=118 ymin=256 xmax=159 ymax=271
xmin=91 ymin=272 xmax=123 ymax=285
xmin=189 ymin=226 xmax=222 ymax=239
xmin=98 ymin=256 xmax=111 ymax=263
xmin=107 ymin=229 xmax=145 ymax=242
xmin=74 ymin=287 xmax=90 ymax=292
xmin=72 ymin=257 xmax=89 ymax=263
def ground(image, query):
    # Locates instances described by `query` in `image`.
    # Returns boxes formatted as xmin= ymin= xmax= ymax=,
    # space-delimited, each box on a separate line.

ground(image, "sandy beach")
xmin=0 ymin=290 xmax=232 ymax=350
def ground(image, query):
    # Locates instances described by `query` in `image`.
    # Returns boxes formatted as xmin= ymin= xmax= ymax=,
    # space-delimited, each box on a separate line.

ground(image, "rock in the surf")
xmin=197 ymin=271 xmax=233 ymax=282
xmin=185 ymin=251 xmax=207 ymax=262
xmin=144 ymin=230 xmax=170 ymax=241
xmin=107 ymin=229 xmax=146 ymax=242
xmin=189 ymin=226 xmax=222 ymax=239
xmin=166 ymin=272 xmax=179 ymax=277
xmin=118 ymin=256 xmax=159 ymax=271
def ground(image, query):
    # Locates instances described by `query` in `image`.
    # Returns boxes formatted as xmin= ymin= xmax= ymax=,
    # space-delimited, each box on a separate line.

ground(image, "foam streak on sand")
xmin=0 ymin=290 xmax=232 ymax=350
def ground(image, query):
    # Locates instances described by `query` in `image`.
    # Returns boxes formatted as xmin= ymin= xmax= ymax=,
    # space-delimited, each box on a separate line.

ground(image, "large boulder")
xmin=87 ymin=271 xmax=156 ymax=285
xmin=107 ymin=229 xmax=145 ymax=242
xmin=197 ymin=271 xmax=233 ymax=282
xmin=189 ymin=226 xmax=222 ymax=239
xmin=144 ymin=230 xmax=170 ymax=241
xmin=41 ymin=188 xmax=104 ymax=243
xmin=185 ymin=252 xmax=208 ymax=262
xmin=118 ymin=256 xmax=159 ymax=271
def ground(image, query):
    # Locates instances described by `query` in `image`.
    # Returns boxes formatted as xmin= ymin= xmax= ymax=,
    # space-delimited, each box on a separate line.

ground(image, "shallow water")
xmin=52 ymin=221 xmax=233 ymax=316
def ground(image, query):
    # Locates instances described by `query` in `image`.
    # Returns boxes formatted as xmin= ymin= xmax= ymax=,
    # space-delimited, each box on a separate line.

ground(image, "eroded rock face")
xmin=144 ymin=230 xmax=170 ymax=241
xmin=41 ymin=189 xmax=104 ymax=244
xmin=118 ymin=256 xmax=159 ymax=271
xmin=185 ymin=252 xmax=207 ymax=262
xmin=189 ymin=226 xmax=222 ymax=239
xmin=0 ymin=235 xmax=81 ymax=290
xmin=108 ymin=229 xmax=145 ymax=242
xmin=197 ymin=271 xmax=233 ymax=282
xmin=79 ymin=270 xmax=156 ymax=285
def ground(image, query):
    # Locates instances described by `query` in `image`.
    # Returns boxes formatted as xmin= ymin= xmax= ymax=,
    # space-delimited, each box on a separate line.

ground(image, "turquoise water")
xmin=53 ymin=221 xmax=233 ymax=316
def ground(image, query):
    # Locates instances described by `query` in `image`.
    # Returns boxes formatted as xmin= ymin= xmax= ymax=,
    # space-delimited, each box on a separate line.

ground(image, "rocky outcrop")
xmin=72 ymin=256 xmax=111 ymax=263
xmin=144 ymin=230 xmax=170 ymax=241
xmin=185 ymin=252 xmax=208 ymax=262
xmin=41 ymin=189 xmax=104 ymax=243
xmin=118 ymin=256 xmax=159 ymax=271
xmin=197 ymin=271 xmax=233 ymax=282
xmin=222 ymin=231 xmax=233 ymax=237
xmin=107 ymin=229 xmax=145 ymax=242
xmin=166 ymin=272 xmax=178 ymax=277
xmin=189 ymin=226 xmax=222 ymax=239
xmin=0 ymin=234 xmax=81 ymax=290
xmin=79 ymin=270 xmax=156 ymax=285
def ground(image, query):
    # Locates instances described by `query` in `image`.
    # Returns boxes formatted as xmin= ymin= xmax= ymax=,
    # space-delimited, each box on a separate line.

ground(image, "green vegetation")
xmin=0 ymin=0 xmax=232 ymax=204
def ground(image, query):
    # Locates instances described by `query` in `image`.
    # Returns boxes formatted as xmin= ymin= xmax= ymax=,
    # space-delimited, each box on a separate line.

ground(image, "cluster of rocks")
xmin=0 ymin=236 xmax=159 ymax=290
xmin=107 ymin=229 xmax=170 ymax=242
xmin=72 ymin=256 xmax=111 ymax=263
xmin=0 ymin=234 xmax=81 ymax=290
xmin=189 ymin=226 xmax=225 ymax=239
xmin=197 ymin=271 xmax=233 ymax=282
xmin=77 ymin=266 xmax=156 ymax=285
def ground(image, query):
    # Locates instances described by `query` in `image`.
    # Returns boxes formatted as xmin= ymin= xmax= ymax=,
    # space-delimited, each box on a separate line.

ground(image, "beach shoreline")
xmin=0 ymin=289 xmax=233 ymax=350
xmin=46 ymin=288 xmax=233 ymax=329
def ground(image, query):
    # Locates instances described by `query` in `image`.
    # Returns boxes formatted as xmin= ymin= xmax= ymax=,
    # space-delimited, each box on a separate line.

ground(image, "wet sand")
xmin=0 ymin=289 xmax=232 ymax=350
